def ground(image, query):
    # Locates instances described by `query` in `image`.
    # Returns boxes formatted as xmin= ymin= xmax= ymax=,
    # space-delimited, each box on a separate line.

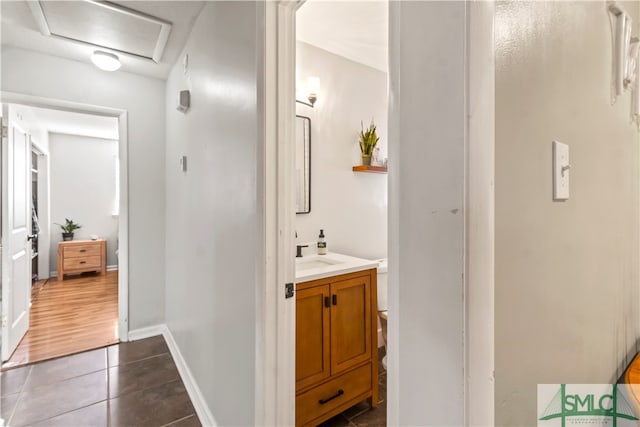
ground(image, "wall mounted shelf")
xmin=352 ymin=165 xmax=387 ymax=174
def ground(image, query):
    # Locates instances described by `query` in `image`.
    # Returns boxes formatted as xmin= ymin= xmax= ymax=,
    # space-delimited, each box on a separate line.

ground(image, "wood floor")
xmin=3 ymin=271 xmax=118 ymax=368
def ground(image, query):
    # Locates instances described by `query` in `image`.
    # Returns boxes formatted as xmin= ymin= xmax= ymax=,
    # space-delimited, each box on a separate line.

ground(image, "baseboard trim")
xmin=127 ymin=324 xmax=218 ymax=427
xmin=161 ymin=326 xmax=217 ymax=426
xmin=127 ymin=324 xmax=166 ymax=341
xmin=50 ymin=269 xmax=117 ymax=277
xmin=127 ymin=324 xmax=216 ymax=425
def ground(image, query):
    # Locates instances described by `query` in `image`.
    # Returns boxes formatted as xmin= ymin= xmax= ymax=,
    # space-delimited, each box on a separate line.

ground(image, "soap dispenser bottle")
xmin=317 ymin=229 xmax=328 ymax=255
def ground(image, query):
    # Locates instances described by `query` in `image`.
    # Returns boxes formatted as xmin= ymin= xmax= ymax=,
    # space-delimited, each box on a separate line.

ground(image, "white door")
xmin=1 ymin=105 xmax=32 ymax=361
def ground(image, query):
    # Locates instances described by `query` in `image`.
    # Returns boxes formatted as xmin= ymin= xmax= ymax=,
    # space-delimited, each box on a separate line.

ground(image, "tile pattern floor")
xmin=318 ymin=349 xmax=387 ymax=427
xmin=0 ymin=335 xmax=201 ymax=427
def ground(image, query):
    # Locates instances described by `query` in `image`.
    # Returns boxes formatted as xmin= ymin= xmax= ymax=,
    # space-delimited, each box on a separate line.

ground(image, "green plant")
xmin=358 ymin=120 xmax=380 ymax=156
xmin=56 ymin=218 xmax=82 ymax=234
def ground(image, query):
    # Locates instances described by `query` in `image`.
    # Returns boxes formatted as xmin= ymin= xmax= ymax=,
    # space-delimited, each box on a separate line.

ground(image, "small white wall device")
xmin=177 ymin=90 xmax=190 ymax=113
xmin=553 ymin=141 xmax=570 ymax=201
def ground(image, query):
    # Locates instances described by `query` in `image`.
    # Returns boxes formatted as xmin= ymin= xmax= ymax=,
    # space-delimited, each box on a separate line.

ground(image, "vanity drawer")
xmin=296 ymin=363 xmax=371 ymax=426
xmin=63 ymin=255 xmax=102 ymax=270
xmin=64 ymin=244 xmax=101 ymax=258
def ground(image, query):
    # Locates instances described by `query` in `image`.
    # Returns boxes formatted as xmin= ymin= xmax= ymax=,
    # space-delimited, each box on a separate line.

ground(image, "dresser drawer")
xmin=64 ymin=244 xmax=101 ymax=258
xmin=296 ymin=363 xmax=371 ymax=426
xmin=63 ymin=255 xmax=102 ymax=271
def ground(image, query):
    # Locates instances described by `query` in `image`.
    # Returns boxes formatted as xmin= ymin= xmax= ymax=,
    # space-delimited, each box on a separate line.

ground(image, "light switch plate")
xmin=553 ymin=141 xmax=569 ymax=201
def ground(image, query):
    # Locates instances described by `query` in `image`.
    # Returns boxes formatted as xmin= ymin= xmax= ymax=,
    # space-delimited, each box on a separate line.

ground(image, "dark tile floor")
xmin=0 ymin=335 xmax=201 ymax=427
xmin=318 ymin=349 xmax=387 ymax=427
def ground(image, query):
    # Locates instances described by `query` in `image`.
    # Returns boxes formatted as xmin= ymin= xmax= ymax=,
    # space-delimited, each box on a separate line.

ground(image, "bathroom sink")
xmin=296 ymin=256 xmax=344 ymax=271
xmin=295 ymin=252 xmax=379 ymax=283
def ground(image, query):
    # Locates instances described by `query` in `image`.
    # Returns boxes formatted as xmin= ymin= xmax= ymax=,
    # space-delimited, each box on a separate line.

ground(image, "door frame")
xmin=257 ymin=2 xmax=300 ymax=425
xmin=0 ymin=91 xmax=130 ymax=342
xmin=30 ymin=140 xmax=50 ymax=281
xmin=260 ymin=1 xmax=495 ymax=426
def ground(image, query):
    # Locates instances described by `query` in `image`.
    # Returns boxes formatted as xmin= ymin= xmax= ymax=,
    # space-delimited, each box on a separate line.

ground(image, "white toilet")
xmin=376 ymin=259 xmax=388 ymax=370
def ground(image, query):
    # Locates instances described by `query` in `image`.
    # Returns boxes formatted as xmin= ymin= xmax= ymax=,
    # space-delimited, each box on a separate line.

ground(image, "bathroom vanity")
xmin=295 ymin=253 xmax=378 ymax=426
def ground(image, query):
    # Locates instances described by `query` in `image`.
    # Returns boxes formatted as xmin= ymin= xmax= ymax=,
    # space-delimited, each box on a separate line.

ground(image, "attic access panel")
xmin=28 ymin=0 xmax=172 ymax=63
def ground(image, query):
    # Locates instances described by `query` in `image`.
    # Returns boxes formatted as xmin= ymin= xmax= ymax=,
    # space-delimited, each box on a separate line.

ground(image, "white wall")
xmin=294 ymin=42 xmax=387 ymax=260
xmin=1 ymin=47 xmax=166 ymax=329
xmin=10 ymin=104 xmax=50 ymax=154
xmin=48 ymin=133 xmax=118 ymax=271
xmin=388 ymin=2 xmax=466 ymax=425
xmin=165 ymin=2 xmax=260 ymax=425
xmin=495 ymin=2 xmax=640 ymax=425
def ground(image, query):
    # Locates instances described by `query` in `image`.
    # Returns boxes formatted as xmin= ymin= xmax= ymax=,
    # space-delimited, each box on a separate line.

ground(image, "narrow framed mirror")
xmin=295 ymin=115 xmax=311 ymax=214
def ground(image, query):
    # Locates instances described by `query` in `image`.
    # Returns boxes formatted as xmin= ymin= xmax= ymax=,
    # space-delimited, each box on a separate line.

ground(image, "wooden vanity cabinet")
xmin=296 ymin=268 xmax=378 ymax=427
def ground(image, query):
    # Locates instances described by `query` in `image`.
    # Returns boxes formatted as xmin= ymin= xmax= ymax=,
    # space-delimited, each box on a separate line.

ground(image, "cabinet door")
xmin=330 ymin=275 xmax=371 ymax=375
xmin=296 ymin=284 xmax=331 ymax=390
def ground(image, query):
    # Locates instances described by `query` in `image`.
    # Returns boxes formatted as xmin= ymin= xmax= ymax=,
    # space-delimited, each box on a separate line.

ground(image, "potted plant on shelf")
xmin=56 ymin=218 xmax=82 ymax=241
xmin=358 ymin=120 xmax=380 ymax=166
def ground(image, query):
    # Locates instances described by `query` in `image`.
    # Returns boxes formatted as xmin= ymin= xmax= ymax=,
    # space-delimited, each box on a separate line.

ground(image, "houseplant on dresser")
xmin=56 ymin=218 xmax=82 ymax=241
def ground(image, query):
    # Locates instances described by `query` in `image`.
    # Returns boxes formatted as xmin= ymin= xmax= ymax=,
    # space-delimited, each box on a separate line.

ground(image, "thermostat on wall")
xmin=177 ymin=90 xmax=190 ymax=113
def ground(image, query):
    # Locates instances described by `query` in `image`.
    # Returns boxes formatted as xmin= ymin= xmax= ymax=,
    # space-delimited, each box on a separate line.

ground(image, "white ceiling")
xmin=296 ymin=1 xmax=388 ymax=73
xmin=1 ymin=1 xmax=205 ymax=79
xmin=34 ymin=1 xmax=171 ymax=61
xmin=29 ymin=106 xmax=119 ymax=141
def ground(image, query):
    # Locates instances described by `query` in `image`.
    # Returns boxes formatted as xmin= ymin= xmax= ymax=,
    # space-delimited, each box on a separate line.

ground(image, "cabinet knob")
xmin=332 ymin=294 xmax=337 ymax=305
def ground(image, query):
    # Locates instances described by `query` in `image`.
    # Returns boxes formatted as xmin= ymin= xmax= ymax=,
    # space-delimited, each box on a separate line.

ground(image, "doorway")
xmin=0 ymin=95 xmax=130 ymax=368
xmin=261 ymin=1 xmax=495 ymax=426
xmin=294 ymin=1 xmax=389 ymax=425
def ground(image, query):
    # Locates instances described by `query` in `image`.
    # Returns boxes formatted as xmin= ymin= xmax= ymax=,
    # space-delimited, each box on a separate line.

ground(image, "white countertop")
xmin=295 ymin=252 xmax=378 ymax=283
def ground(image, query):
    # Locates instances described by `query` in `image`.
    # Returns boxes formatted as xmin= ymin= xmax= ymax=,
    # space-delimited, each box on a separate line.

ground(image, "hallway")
xmin=5 ymin=271 xmax=118 ymax=368
xmin=0 ymin=336 xmax=200 ymax=426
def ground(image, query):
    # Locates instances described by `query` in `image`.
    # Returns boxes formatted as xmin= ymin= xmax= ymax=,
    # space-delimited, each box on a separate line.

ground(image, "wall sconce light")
xmin=296 ymin=76 xmax=320 ymax=108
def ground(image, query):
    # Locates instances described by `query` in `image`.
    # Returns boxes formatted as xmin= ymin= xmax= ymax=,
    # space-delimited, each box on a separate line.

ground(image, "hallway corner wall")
xmin=164 ymin=2 xmax=262 ymax=425
xmin=495 ymin=1 xmax=640 ymax=424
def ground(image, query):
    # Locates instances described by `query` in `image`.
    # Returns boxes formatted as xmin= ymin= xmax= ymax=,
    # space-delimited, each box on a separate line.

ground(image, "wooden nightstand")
xmin=57 ymin=239 xmax=107 ymax=281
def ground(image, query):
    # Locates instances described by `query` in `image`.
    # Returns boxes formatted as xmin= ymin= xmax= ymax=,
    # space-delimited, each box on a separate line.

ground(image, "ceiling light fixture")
xmin=91 ymin=51 xmax=121 ymax=71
